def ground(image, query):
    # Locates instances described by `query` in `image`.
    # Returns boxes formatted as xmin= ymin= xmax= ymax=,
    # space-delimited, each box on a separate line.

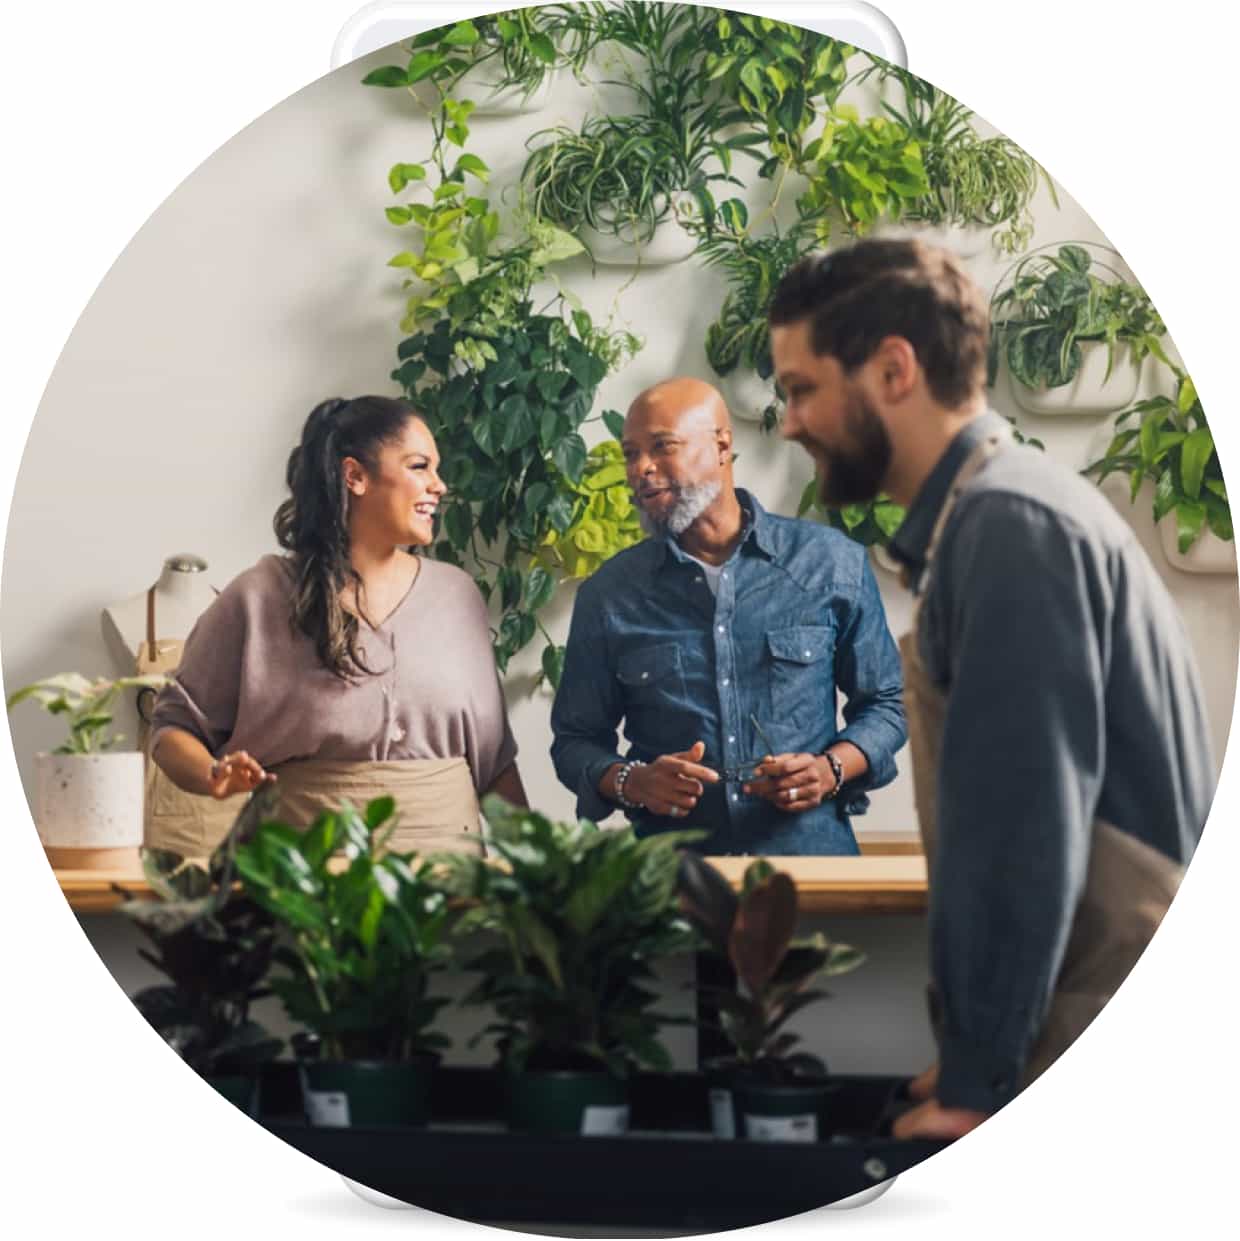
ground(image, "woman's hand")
xmin=205 ymin=750 xmax=275 ymax=799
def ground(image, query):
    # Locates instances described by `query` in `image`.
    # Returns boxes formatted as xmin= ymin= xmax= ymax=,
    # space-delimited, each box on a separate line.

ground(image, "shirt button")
xmin=731 ymin=792 xmax=739 ymax=802
xmin=804 ymin=649 xmax=812 ymax=658
xmin=721 ymin=677 xmax=730 ymax=687
xmin=392 ymin=727 xmax=405 ymax=742
xmin=728 ymin=735 xmax=735 ymax=744
xmin=717 ymin=625 xmax=725 ymax=634
xmin=641 ymin=671 xmax=649 ymax=680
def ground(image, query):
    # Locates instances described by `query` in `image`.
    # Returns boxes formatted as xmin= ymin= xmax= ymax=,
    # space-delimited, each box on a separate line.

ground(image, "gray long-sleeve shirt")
xmin=889 ymin=412 xmax=1214 ymax=1113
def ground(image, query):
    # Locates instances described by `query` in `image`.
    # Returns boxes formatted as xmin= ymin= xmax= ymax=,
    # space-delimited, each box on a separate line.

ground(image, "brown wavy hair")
xmin=768 ymin=238 xmax=990 ymax=408
xmin=273 ymin=395 xmax=421 ymax=680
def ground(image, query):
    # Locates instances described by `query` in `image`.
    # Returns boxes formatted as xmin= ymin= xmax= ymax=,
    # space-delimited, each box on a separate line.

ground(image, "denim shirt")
xmin=550 ymin=490 xmax=908 ymax=855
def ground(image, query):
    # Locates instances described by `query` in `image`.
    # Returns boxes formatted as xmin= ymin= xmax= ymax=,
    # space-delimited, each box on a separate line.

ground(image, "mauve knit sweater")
xmin=149 ymin=553 xmax=517 ymax=792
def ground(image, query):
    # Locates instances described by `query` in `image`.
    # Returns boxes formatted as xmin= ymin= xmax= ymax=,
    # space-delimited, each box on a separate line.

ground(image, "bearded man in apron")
xmin=768 ymin=239 xmax=1214 ymax=1141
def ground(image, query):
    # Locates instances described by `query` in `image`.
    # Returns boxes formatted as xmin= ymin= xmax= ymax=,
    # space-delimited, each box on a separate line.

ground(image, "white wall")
xmin=2 ymin=33 xmax=1234 ymax=837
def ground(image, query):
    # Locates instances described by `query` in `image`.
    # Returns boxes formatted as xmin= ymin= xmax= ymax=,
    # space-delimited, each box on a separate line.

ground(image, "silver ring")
xmin=786 ymin=787 xmax=798 ymax=801
xmin=669 ymin=807 xmax=685 ymax=818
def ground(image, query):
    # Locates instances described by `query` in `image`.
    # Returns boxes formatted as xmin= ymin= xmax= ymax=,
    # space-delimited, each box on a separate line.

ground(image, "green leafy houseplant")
xmin=699 ymin=220 xmax=813 ymax=431
xmin=865 ymin=64 xmax=1054 ymax=254
xmin=6 ymin=672 xmax=169 ymax=753
xmin=115 ymin=786 xmax=283 ymax=1092
xmin=988 ymin=243 xmax=1165 ymax=393
xmin=234 ymin=796 xmax=455 ymax=1064
xmin=434 ymin=795 xmax=702 ymax=1080
xmin=362 ymin=8 xmax=597 ymax=104
xmin=1084 ymin=344 xmax=1229 ymax=554
xmin=677 ymin=854 xmax=863 ymax=1083
xmin=370 ymin=52 xmax=641 ymax=676
xmin=796 ymin=106 xmax=931 ymax=245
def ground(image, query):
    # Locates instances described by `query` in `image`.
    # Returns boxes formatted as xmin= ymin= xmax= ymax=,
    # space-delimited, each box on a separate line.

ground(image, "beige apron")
xmin=137 ymin=587 xmax=248 ymax=858
xmin=899 ymin=431 xmax=1183 ymax=1089
xmin=269 ymin=756 xmax=483 ymax=856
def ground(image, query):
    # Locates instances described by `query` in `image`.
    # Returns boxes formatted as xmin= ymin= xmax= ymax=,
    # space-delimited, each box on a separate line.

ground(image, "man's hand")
xmin=891 ymin=1097 xmax=988 ymax=1141
xmin=626 ymin=741 xmax=719 ymax=817
xmin=907 ymin=1061 xmax=939 ymax=1101
xmin=743 ymin=752 xmax=837 ymax=813
xmin=206 ymin=750 xmax=276 ymax=799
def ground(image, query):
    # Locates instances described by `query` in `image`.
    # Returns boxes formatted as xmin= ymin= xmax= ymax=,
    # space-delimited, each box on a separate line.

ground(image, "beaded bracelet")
xmin=615 ymin=759 xmax=647 ymax=810
xmin=822 ymin=750 xmax=845 ymax=800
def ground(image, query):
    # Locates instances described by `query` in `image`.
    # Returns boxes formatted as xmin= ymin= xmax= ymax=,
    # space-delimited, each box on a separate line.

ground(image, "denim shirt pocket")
xmin=765 ymin=624 xmax=835 ymax=743
xmin=616 ymin=642 xmax=687 ymax=749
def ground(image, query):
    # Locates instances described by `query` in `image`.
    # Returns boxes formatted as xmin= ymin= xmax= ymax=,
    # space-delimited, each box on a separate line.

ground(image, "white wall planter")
xmin=870 ymin=543 xmax=903 ymax=576
xmin=1008 ymin=340 xmax=1141 ymax=417
xmin=414 ymin=66 xmax=558 ymax=117
xmin=35 ymin=751 xmax=145 ymax=868
xmin=1158 ymin=516 xmax=1237 ymax=576
xmin=580 ymin=196 xmax=697 ymax=267
xmin=872 ymin=219 xmax=993 ymax=261
xmin=720 ymin=369 xmax=780 ymax=424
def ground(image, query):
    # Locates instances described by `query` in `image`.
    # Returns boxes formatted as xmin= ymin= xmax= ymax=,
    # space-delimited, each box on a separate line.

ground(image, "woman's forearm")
xmin=151 ymin=727 xmax=216 ymax=795
xmin=485 ymin=761 xmax=529 ymax=809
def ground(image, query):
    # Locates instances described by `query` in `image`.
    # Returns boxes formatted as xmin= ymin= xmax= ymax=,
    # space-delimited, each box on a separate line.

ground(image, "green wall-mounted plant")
xmin=1084 ymin=343 xmax=1229 ymax=553
xmin=988 ymin=243 xmax=1165 ymax=393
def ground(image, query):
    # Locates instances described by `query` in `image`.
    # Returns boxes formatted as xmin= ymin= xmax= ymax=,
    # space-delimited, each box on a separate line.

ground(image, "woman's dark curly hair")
xmin=273 ymin=395 xmax=421 ymax=680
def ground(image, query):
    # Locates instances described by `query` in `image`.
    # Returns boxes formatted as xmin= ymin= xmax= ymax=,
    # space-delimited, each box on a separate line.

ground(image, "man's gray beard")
xmin=638 ymin=479 xmax=723 ymax=538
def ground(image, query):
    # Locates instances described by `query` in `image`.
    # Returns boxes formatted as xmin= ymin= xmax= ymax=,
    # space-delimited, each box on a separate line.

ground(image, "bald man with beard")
xmin=549 ymin=378 xmax=907 ymax=855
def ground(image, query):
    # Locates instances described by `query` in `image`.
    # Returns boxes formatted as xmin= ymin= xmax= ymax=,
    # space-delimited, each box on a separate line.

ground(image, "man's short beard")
xmin=638 ymin=479 xmax=723 ymax=538
xmin=817 ymin=388 xmax=893 ymax=508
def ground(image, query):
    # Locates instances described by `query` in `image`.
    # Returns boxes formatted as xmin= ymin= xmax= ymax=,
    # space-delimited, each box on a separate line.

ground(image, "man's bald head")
xmin=622 ymin=377 xmax=736 ymax=538
xmin=626 ymin=377 xmax=732 ymax=438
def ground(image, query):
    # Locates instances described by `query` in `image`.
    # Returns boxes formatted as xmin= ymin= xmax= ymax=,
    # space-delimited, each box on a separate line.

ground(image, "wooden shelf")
xmin=55 ymin=835 xmax=926 ymax=917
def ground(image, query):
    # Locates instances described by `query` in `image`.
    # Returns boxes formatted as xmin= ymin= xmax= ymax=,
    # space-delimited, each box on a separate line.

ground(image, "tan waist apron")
xmin=900 ymin=430 xmax=1183 ymax=1089
xmin=137 ymin=587 xmax=247 ymax=858
xmin=270 ymin=756 xmax=483 ymax=857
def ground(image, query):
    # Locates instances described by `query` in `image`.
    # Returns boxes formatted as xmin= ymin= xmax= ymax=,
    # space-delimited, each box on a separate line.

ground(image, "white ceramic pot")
xmin=870 ymin=543 xmax=903 ymax=576
xmin=721 ymin=369 xmax=780 ymax=424
xmin=580 ymin=195 xmax=698 ymax=267
xmin=872 ymin=219 xmax=993 ymax=260
xmin=1158 ymin=515 xmax=1237 ymax=576
xmin=1009 ymin=341 xmax=1141 ymax=417
xmin=35 ymin=751 xmax=145 ymax=868
xmin=414 ymin=65 xmax=558 ymax=117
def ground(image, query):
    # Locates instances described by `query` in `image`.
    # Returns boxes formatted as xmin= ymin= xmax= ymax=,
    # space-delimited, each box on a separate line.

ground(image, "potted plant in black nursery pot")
xmin=677 ymin=853 xmax=865 ymax=1142
xmin=435 ymin=795 xmax=701 ymax=1135
xmin=114 ymin=784 xmax=283 ymax=1115
xmin=233 ymin=795 xmax=455 ymax=1129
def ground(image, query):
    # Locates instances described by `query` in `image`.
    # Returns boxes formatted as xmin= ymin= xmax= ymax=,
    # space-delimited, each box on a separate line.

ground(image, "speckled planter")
xmin=36 ymin=751 xmax=144 ymax=868
xmin=1158 ymin=516 xmax=1237 ymax=576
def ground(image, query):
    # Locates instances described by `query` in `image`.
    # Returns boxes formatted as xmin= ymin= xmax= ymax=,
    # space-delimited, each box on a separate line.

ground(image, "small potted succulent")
xmin=6 ymin=671 xmax=169 ymax=867
xmin=677 ymin=853 xmax=864 ymax=1143
xmin=988 ymin=242 xmax=1165 ymax=416
xmin=1084 ymin=345 xmax=1233 ymax=575
xmin=234 ymin=796 xmax=456 ymax=1128
xmin=115 ymin=785 xmax=283 ymax=1114
xmin=434 ymin=795 xmax=701 ymax=1136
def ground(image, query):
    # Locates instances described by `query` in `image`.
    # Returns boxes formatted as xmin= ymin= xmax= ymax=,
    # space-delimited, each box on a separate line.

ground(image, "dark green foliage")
xmin=432 ymin=795 xmax=704 ymax=1078
xmin=677 ymin=853 xmax=864 ymax=1082
xmin=116 ymin=785 xmax=283 ymax=1076
xmin=233 ymin=794 xmax=455 ymax=1062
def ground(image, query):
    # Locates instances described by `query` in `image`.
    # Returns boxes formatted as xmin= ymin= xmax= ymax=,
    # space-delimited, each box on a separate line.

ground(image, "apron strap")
xmin=146 ymin=585 xmax=158 ymax=651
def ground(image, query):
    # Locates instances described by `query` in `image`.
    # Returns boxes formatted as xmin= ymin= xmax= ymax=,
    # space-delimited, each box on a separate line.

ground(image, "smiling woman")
xmin=146 ymin=394 xmax=528 ymax=856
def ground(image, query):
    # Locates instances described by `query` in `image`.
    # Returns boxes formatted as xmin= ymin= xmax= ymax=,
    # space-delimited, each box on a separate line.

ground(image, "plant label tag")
xmin=744 ymin=1112 xmax=818 ymax=1143
xmin=580 ymin=1105 xmax=629 ymax=1136
xmin=709 ymin=1088 xmax=736 ymax=1139
xmin=305 ymin=1089 xmax=351 ymax=1128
